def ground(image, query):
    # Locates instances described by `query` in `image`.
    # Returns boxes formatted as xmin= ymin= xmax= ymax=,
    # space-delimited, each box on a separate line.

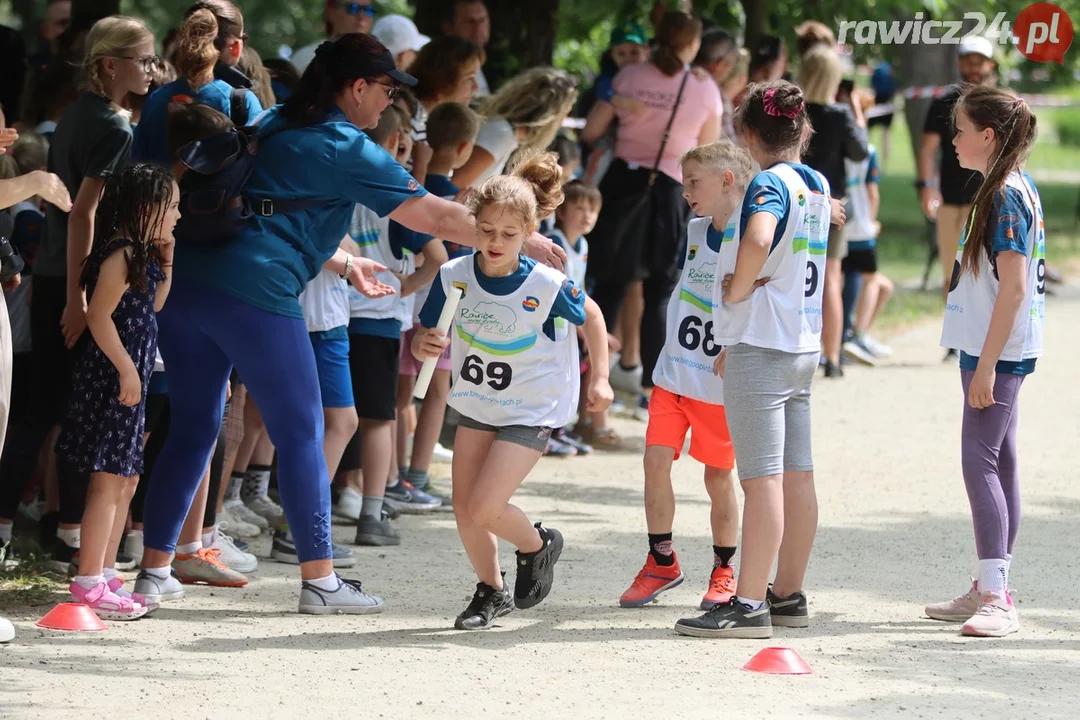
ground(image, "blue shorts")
xmin=310 ymin=327 xmax=353 ymax=409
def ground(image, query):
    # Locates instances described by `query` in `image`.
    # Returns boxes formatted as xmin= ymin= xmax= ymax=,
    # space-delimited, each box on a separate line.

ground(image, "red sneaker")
xmin=619 ymin=554 xmax=684 ymax=608
xmin=700 ymin=564 xmax=737 ymax=610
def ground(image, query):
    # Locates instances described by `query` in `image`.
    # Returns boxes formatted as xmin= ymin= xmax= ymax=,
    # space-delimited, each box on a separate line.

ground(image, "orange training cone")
xmin=36 ymin=603 xmax=107 ymax=632
xmin=742 ymin=646 xmax=812 ymax=675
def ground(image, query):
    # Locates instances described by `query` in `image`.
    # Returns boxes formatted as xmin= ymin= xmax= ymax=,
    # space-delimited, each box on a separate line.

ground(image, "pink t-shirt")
xmin=612 ymin=62 xmax=722 ymax=183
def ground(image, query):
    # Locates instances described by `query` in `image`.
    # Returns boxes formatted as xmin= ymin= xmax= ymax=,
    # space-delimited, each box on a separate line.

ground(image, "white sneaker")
xmin=245 ymin=495 xmax=285 ymax=529
xmin=224 ymin=498 xmax=269 ymax=532
xmin=432 ymin=442 xmax=454 ymax=463
xmin=210 ymin=525 xmax=258 ymax=574
xmin=0 ymin=616 xmax=13 ymax=643
xmin=299 ymin=575 xmax=384 ymax=615
xmin=610 ymin=361 xmax=643 ymax=394
xmin=333 ymin=486 xmax=363 ymax=522
xmin=124 ymin=530 xmax=145 ymax=568
xmin=863 ymin=334 xmax=894 ymax=358
xmin=133 ymin=569 xmax=186 ymax=604
xmin=221 ymin=503 xmax=264 ymax=537
xmin=632 ymin=394 xmax=650 ymax=423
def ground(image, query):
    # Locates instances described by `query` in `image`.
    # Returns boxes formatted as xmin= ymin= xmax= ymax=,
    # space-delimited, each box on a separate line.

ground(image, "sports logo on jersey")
xmin=688 ymin=245 xmax=698 ymax=261
xmin=522 ymin=296 xmax=540 ymax=312
xmin=452 ymin=281 xmax=468 ymax=298
xmin=796 ymin=190 xmax=806 ymax=207
xmin=754 ymin=195 xmax=767 ymax=205
xmin=408 ymin=179 xmax=418 ymax=192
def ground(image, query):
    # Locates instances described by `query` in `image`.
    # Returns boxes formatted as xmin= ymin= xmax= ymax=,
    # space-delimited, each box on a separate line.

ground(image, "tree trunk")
xmin=414 ymin=0 xmax=559 ymax=92
xmin=741 ymin=0 xmax=765 ymax=48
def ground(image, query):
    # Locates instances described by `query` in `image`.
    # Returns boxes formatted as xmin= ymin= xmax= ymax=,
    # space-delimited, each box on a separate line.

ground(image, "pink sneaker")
xmin=69 ymin=580 xmax=148 ymax=621
xmin=962 ymin=591 xmax=1020 ymax=637
xmin=925 ymin=579 xmax=980 ymax=622
xmin=107 ymin=577 xmax=159 ymax=614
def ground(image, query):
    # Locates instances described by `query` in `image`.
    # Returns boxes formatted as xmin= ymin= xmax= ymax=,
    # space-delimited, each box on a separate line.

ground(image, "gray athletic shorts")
xmin=722 ymin=343 xmax=819 ymax=480
xmin=457 ymin=414 xmax=553 ymax=453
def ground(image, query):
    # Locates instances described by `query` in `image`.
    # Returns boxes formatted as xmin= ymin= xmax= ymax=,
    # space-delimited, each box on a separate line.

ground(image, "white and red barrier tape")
xmin=901 ymin=85 xmax=1075 ymax=105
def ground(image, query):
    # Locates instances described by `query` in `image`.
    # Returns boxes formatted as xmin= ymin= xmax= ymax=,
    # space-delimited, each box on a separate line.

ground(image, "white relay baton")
xmin=413 ymin=286 xmax=463 ymax=400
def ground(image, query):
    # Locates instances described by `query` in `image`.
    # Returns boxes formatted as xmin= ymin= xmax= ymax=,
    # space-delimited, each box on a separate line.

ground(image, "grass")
xmin=0 ymin=541 xmax=68 ymax=613
xmin=860 ymin=104 xmax=1080 ymax=332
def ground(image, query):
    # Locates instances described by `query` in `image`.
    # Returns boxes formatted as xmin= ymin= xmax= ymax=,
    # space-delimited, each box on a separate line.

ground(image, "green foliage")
xmin=1054 ymin=111 xmax=1080 ymax=149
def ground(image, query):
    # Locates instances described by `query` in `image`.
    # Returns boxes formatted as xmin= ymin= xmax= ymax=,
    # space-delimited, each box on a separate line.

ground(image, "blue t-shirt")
xmin=677 ymin=222 xmax=727 ymax=271
xmin=420 ymin=255 xmax=587 ymax=341
xmin=848 ymin=148 xmax=881 ymax=253
xmin=741 ymin=163 xmax=828 ymax=253
xmin=132 ymin=78 xmax=263 ymax=168
xmin=959 ymin=180 xmax=1037 ymax=376
xmin=348 ymin=220 xmax=436 ymax=339
xmin=425 ymin=173 xmax=474 ymax=260
xmin=595 ymin=72 xmax=616 ymax=103
xmin=871 ymin=63 xmax=897 ymax=102
xmin=173 ymin=105 xmax=428 ymax=318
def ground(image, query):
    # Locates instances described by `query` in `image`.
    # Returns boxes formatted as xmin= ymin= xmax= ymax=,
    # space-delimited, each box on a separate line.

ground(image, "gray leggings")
xmin=722 ymin=343 xmax=819 ymax=480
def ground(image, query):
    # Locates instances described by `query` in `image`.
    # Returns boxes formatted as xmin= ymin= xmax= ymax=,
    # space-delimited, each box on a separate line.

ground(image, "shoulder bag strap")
xmin=647 ymin=69 xmax=692 ymax=187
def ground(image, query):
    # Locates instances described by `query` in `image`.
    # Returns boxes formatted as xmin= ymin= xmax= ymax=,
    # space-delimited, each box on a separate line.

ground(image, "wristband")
xmin=914 ymin=180 xmax=929 ymax=190
xmin=340 ymin=255 xmax=352 ymax=280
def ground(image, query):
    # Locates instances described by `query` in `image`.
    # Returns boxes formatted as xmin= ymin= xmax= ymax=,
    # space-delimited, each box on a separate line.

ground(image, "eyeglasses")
xmin=336 ymin=2 xmax=376 ymax=16
xmin=371 ymin=79 xmax=399 ymax=101
xmin=113 ymin=55 xmax=160 ymax=72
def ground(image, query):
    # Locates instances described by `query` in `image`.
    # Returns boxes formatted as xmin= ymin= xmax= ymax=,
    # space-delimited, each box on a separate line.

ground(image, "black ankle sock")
xmin=619 ymin=361 xmax=640 ymax=372
xmin=648 ymin=533 xmax=675 ymax=566
xmin=714 ymin=545 xmax=736 ymax=568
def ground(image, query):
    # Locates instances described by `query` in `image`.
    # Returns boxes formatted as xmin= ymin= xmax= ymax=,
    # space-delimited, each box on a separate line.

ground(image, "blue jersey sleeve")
xmin=389 ymin=221 xmax=433 ymax=256
xmin=595 ymin=74 xmax=615 ymax=103
xmin=740 ymin=172 xmax=789 ymax=252
xmin=338 ymin=132 xmax=428 ymax=217
xmin=549 ymin=277 xmax=587 ymax=327
xmin=866 ymin=148 xmax=880 ymax=184
xmin=244 ymin=90 xmax=264 ymax=124
xmin=990 ymin=187 xmax=1031 ymax=255
xmin=418 ymin=276 xmax=447 ymax=329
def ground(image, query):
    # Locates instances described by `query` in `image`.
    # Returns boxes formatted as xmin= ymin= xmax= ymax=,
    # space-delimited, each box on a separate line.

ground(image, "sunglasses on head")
xmin=336 ymin=2 xmax=376 ymax=16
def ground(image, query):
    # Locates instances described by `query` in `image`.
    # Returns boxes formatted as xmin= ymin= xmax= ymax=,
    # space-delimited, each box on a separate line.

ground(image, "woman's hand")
xmin=586 ymin=377 xmax=614 ymax=413
xmin=524 ymin=232 xmax=567 ymax=271
xmin=349 ymin=257 xmax=396 ymax=298
xmin=118 ymin=362 xmax=142 ymax=407
xmin=0 ymin=127 xmax=17 ymax=155
xmin=413 ymin=327 xmax=450 ymax=359
xmin=713 ymin=348 xmax=726 ymax=378
xmin=34 ymin=171 xmax=72 ymax=212
xmin=968 ymin=365 xmax=997 ymax=409
xmin=920 ymin=186 xmax=942 ymax=220
xmin=830 ymin=198 xmax=846 ymax=227
xmin=60 ymin=298 xmax=87 ymax=349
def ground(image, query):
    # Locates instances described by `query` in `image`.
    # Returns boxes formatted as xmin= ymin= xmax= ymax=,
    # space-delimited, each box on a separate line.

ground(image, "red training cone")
xmin=742 ymin=646 xmax=812 ymax=675
xmin=36 ymin=603 xmax=107 ymax=632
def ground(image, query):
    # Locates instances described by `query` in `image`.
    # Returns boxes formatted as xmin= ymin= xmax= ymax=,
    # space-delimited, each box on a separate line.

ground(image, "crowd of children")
xmin=0 ymin=1 xmax=1045 ymax=642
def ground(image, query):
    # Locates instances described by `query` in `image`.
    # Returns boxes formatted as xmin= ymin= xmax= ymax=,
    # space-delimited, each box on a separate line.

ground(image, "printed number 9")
xmin=462 ymin=354 xmax=513 ymax=391
xmin=1036 ymin=259 xmax=1045 ymax=295
xmin=678 ymin=316 xmax=722 ymax=358
xmin=805 ymin=261 xmax=819 ymax=298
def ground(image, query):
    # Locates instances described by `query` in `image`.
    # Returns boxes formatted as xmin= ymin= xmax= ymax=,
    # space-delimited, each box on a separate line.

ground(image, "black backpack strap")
xmin=230 ymin=87 xmax=249 ymax=128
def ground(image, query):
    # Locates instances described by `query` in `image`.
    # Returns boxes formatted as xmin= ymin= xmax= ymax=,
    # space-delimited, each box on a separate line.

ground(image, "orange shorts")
xmin=645 ymin=386 xmax=735 ymax=469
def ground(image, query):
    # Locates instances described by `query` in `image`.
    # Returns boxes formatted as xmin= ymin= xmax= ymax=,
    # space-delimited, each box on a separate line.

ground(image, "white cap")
xmin=958 ymin=35 xmax=994 ymax=60
xmin=372 ymin=15 xmax=430 ymax=58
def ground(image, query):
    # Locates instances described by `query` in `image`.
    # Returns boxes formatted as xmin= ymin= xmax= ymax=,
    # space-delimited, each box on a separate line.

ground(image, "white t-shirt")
xmin=300 ymin=268 xmax=351 ymax=333
xmin=475 ymin=66 xmax=490 ymax=96
xmin=471 ymin=118 xmax=518 ymax=185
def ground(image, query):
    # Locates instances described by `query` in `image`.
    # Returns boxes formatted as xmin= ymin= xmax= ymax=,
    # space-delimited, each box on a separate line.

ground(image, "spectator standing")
xmin=291 ymin=0 xmax=376 ymax=74
xmin=442 ymin=0 xmax=491 ymax=96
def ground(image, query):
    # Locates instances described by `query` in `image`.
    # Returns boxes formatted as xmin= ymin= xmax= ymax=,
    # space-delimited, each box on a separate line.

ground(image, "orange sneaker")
xmin=619 ymin=554 xmax=684 ymax=608
xmin=700 ymin=564 xmax=736 ymax=610
xmin=173 ymin=548 xmax=249 ymax=587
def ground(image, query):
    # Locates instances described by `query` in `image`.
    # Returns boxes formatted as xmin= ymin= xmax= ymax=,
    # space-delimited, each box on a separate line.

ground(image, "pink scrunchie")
xmin=763 ymin=88 xmax=804 ymax=119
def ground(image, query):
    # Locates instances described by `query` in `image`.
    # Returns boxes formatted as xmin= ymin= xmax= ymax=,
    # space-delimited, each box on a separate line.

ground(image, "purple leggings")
xmin=961 ymin=370 xmax=1024 ymax=560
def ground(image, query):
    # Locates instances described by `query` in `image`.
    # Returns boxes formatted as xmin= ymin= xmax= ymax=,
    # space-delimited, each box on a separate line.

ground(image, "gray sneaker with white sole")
xmin=298 ymin=575 xmax=384 ymax=615
xmin=354 ymin=514 xmax=401 ymax=546
xmin=133 ymin=569 xmax=187 ymax=604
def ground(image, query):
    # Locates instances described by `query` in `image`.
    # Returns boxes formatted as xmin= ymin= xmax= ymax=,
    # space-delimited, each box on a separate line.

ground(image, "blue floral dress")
xmin=58 ymin=238 xmax=165 ymax=477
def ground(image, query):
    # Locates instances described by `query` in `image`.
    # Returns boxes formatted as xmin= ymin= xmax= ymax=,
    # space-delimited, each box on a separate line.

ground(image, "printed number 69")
xmin=461 ymin=354 xmax=513 ymax=391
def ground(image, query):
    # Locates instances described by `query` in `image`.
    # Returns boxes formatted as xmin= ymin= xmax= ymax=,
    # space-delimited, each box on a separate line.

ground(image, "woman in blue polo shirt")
xmin=137 ymin=33 xmax=565 ymax=615
xmin=132 ymin=1 xmax=262 ymax=167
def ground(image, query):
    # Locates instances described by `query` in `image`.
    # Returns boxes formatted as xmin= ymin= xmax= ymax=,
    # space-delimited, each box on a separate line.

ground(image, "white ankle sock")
xmin=306 ymin=573 xmax=339 ymax=592
xmin=736 ymin=595 xmax=766 ymax=611
xmin=0 ymin=522 xmax=12 ymax=544
xmin=227 ymin=474 xmax=244 ymax=502
xmin=977 ymin=558 xmax=1008 ymax=595
xmin=144 ymin=566 xmax=171 ymax=580
xmin=1004 ymin=553 xmax=1012 ymax=585
xmin=57 ymin=528 xmax=80 ymax=548
xmin=176 ymin=542 xmax=201 ymax=556
xmin=75 ymin=574 xmax=104 ymax=590
xmin=102 ymin=567 xmax=117 ymax=581
xmin=202 ymin=530 xmax=216 ymax=549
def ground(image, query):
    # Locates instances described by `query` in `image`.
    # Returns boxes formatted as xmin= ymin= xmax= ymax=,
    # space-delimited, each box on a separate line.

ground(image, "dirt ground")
xmin=2 ymin=287 xmax=1078 ymax=720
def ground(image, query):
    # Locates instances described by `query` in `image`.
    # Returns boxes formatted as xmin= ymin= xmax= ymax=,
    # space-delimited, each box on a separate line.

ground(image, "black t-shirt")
xmin=38 ymin=92 xmax=133 ymax=278
xmin=923 ymin=87 xmax=982 ymax=206
xmin=803 ymin=102 xmax=869 ymax=198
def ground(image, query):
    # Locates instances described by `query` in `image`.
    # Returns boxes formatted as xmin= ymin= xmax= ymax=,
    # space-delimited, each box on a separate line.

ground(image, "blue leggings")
xmin=143 ymin=279 xmax=331 ymax=563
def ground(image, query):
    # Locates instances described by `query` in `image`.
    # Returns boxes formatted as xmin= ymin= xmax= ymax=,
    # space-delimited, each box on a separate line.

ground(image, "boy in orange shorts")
xmin=619 ymin=141 xmax=752 ymax=610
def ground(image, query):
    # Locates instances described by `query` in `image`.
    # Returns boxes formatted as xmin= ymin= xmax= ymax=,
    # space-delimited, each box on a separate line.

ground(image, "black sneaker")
xmin=455 ymin=578 xmax=514 ymax=630
xmin=673 ymin=598 xmax=773 ymax=639
xmin=514 ymin=524 xmax=563 ymax=609
xmin=824 ymin=360 xmax=844 ymax=378
xmin=767 ymin=586 xmax=809 ymax=628
xmin=943 ymin=348 xmax=959 ymax=363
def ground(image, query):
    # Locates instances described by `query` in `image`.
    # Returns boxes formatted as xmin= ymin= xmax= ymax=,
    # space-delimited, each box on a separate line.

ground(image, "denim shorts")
xmin=457 ymin=414 xmax=553 ymax=453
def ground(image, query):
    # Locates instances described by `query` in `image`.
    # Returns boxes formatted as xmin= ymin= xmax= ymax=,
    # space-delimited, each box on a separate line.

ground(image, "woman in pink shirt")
xmin=582 ymin=11 xmax=720 ymax=416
